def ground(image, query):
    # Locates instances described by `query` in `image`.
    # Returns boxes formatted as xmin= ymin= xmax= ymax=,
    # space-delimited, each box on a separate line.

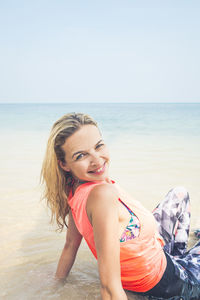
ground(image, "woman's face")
xmin=60 ymin=125 xmax=110 ymax=182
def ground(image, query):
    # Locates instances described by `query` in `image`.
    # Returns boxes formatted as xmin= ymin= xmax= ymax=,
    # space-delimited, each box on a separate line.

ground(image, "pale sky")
xmin=0 ymin=0 xmax=200 ymax=103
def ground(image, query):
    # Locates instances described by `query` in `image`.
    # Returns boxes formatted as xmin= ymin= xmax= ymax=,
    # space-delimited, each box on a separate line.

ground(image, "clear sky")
xmin=0 ymin=0 xmax=200 ymax=103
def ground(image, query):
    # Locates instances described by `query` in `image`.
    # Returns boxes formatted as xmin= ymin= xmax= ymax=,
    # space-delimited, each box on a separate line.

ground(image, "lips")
xmin=88 ymin=162 xmax=106 ymax=175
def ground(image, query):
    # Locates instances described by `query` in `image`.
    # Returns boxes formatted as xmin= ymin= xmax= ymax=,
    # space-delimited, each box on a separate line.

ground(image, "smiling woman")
xmin=59 ymin=125 xmax=110 ymax=182
xmin=41 ymin=113 xmax=99 ymax=229
xmin=40 ymin=112 xmax=200 ymax=300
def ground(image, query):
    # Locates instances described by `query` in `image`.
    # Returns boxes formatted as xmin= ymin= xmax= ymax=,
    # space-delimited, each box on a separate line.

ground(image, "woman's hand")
xmin=55 ymin=210 xmax=82 ymax=279
xmin=87 ymin=183 xmax=128 ymax=300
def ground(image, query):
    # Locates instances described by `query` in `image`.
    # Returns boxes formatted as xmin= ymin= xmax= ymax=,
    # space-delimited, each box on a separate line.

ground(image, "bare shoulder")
xmin=88 ymin=183 xmax=117 ymax=203
xmin=87 ymin=183 xmax=118 ymax=217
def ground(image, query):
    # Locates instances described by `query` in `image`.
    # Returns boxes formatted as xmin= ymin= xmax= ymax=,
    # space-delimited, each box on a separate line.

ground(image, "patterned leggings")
xmin=150 ymin=186 xmax=200 ymax=299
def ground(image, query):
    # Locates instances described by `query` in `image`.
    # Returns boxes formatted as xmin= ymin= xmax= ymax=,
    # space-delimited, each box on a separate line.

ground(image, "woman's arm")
xmin=87 ymin=184 xmax=128 ymax=300
xmin=55 ymin=210 xmax=82 ymax=279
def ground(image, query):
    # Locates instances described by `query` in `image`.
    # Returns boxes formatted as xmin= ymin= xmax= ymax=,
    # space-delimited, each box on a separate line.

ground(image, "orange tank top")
xmin=68 ymin=180 xmax=167 ymax=293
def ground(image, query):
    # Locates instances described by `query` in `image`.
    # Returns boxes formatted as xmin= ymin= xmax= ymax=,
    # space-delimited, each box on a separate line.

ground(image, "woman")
xmin=41 ymin=112 xmax=200 ymax=300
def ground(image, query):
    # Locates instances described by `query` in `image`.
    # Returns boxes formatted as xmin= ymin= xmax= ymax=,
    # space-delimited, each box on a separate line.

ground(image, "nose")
xmin=90 ymin=151 xmax=101 ymax=166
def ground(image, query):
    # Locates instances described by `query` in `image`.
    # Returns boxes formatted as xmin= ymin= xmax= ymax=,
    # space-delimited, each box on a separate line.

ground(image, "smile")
xmin=89 ymin=162 xmax=106 ymax=175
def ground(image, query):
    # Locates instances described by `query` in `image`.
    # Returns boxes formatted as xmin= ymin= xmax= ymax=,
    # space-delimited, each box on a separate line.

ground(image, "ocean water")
xmin=0 ymin=103 xmax=200 ymax=136
xmin=0 ymin=103 xmax=200 ymax=300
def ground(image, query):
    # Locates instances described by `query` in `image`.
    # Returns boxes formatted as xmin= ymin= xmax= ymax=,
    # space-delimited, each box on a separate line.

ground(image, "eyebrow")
xmin=72 ymin=139 xmax=103 ymax=159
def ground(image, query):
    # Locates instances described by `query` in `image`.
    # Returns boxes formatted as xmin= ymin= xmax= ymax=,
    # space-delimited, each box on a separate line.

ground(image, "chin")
xmin=93 ymin=173 xmax=108 ymax=181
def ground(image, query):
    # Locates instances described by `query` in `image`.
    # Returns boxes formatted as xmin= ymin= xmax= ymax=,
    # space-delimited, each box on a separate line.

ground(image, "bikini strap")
xmin=118 ymin=198 xmax=134 ymax=215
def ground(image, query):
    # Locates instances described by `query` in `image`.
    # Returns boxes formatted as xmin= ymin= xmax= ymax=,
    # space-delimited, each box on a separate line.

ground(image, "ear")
xmin=58 ymin=160 xmax=70 ymax=172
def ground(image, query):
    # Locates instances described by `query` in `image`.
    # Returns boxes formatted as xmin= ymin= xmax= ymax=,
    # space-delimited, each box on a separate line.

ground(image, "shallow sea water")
xmin=0 ymin=103 xmax=199 ymax=299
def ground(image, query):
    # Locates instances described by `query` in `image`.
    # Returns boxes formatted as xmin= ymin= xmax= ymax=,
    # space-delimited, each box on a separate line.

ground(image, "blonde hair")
xmin=40 ymin=112 xmax=98 ymax=231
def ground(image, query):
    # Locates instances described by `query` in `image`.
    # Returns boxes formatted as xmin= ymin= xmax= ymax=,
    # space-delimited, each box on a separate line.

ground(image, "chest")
xmin=116 ymin=185 xmax=156 ymax=241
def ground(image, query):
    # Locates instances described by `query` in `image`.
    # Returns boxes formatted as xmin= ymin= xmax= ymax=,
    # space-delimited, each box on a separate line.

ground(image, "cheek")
xmin=73 ymin=161 xmax=89 ymax=173
xmin=102 ymin=147 xmax=110 ymax=159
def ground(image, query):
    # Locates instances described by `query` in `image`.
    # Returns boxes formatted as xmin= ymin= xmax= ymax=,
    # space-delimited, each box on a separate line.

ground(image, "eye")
xmin=96 ymin=143 xmax=104 ymax=149
xmin=75 ymin=153 xmax=85 ymax=160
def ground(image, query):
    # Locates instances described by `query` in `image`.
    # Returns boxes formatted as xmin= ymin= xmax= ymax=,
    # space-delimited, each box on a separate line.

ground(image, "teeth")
xmin=89 ymin=163 xmax=105 ymax=174
xmin=96 ymin=166 xmax=103 ymax=173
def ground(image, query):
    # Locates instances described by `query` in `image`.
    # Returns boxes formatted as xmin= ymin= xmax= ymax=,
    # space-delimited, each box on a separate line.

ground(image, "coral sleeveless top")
xmin=68 ymin=180 xmax=166 ymax=292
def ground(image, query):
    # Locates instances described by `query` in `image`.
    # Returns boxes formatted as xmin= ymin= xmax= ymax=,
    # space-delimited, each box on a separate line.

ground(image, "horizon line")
xmin=0 ymin=101 xmax=200 ymax=104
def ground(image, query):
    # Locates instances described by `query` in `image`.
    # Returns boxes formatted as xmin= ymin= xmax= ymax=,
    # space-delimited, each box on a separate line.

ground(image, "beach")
xmin=0 ymin=103 xmax=200 ymax=299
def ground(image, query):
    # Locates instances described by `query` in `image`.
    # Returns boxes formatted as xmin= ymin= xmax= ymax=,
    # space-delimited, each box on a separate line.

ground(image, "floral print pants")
xmin=150 ymin=186 xmax=200 ymax=299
